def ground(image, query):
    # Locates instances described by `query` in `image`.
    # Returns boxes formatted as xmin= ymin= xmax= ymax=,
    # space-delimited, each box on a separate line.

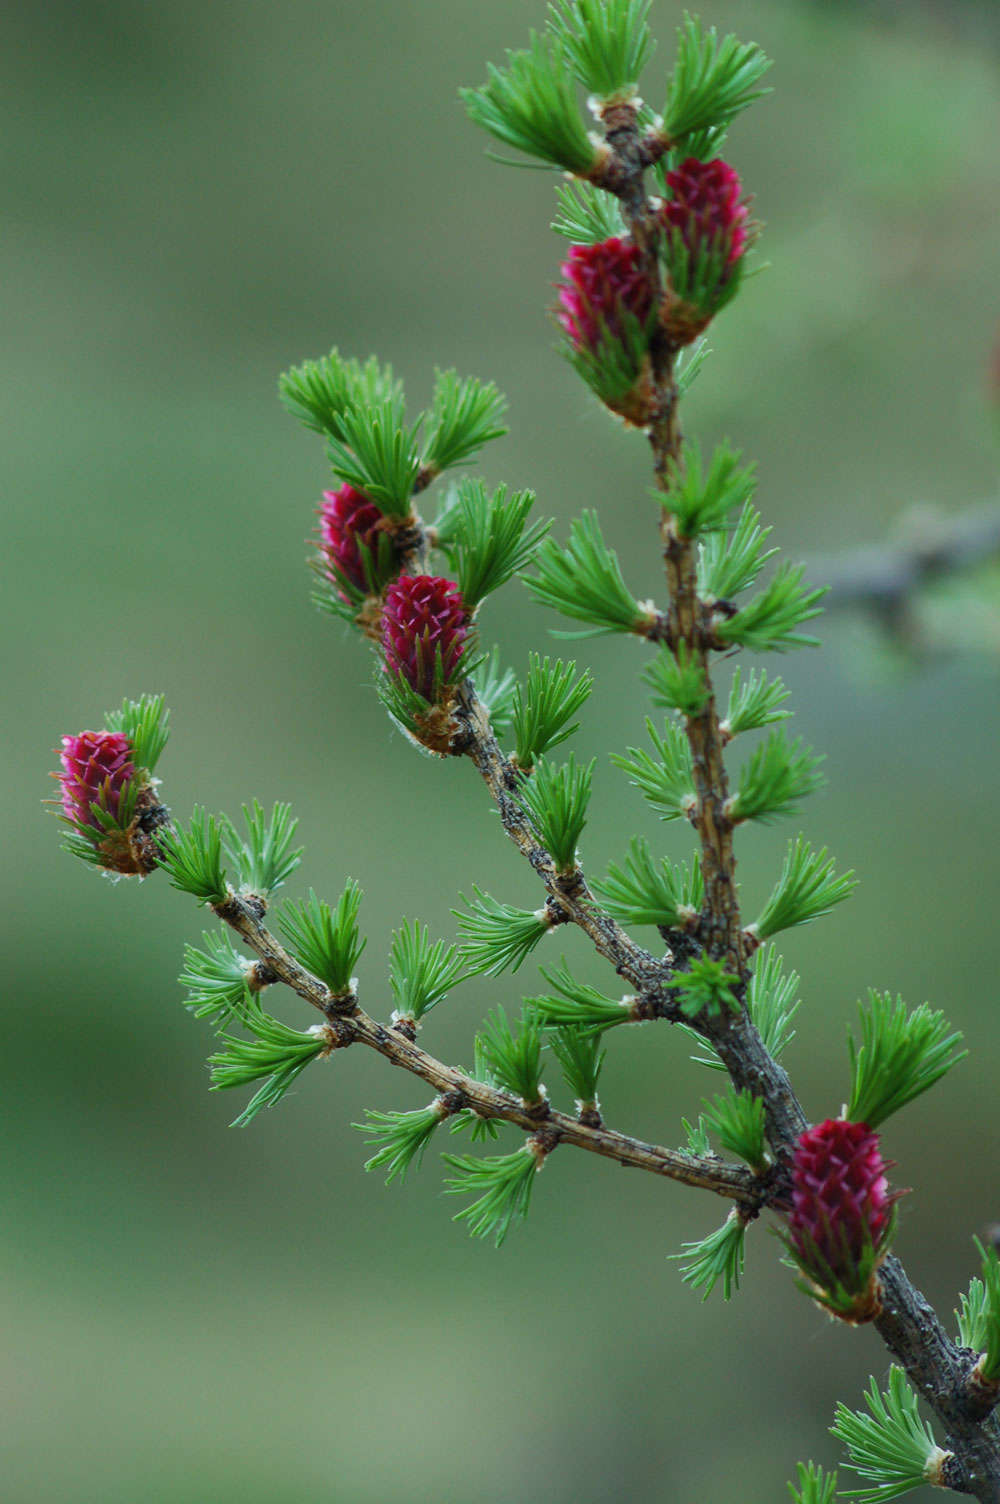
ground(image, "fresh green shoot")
xmin=701 ymin=1089 xmax=768 ymax=1171
xmin=549 ymin=1026 xmax=606 ymax=1110
xmin=453 ymin=888 xmax=553 ymax=977
xmin=685 ymin=943 xmax=800 ymax=1071
xmin=664 ymin=16 xmax=772 ymax=151
xmin=594 ymin=838 xmax=702 ymax=929
xmin=421 ymin=369 xmax=508 ymax=476
xmin=359 ymin=1101 xmax=448 ymax=1184
xmin=975 ymin=1238 xmax=1000 ymax=1382
xmin=674 ymin=955 xmax=740 ymax=1020
xmin=715 ymin=562 xmax=827 ymax=652
xmin=477 ymin=1007 xmax=545 ymax=1105
xmin=179 ymin=930 xmax=254 ymax=1028
xmin=641 ymin=642 xmax=709 ymax=717
xmin=157 ymin=806 xmax=228 ymax=905
xmin=524 ymin=511 xmax=655 ymax=637
xmin=528 ymin=959 xmax=636 ymax=1038
xmin=788 ymin=1462 xmax=838 ymax=1504
xmin=278 ymin=882 xmax=365 ymax=997
xmin=449 ymin=1037 xmax=503 ymax=1144
xmin=388 ymin=920 xmax=464 ymax=1024
xmin=846 ymin=992 xmax=966 ymax=1130
xmin=830 ymin=1368 xmax=949 ymax=1504
xmin=426 ymin=482 xmax=464 ymax=549
xmin=461 ymin=32 xmax=599 ymax=176
xmin=279 ymin=348 xmax=402 ymax=439
xmin=675 ymin=337 xmax=711 ymax=400
xmin=661 ymin=440 xmax=756 ymax=538
xmin=452 ymin=480 xmax=549 ymax=609
xmin=682 ymin=1115 xmax=712 ymax=1156
xmin=326 ymin=398 xmax=422 ymax=516
xmin=697 ymin=501 xmax=777 ymax=603
xmin=612 ymin=717 xmax=695 ymax=821
xmin=548 ymin=0 xmax=654 ymax=97
xmin=747 ymin=945 xmax=801 ymax=1063
xmin=443 ymin=1143 xmax=543 ymax=1247
xmin=751 ymin=838 xmax=856 ymax=941
xmin=512 ymin=654 xmax=593 ymax=770
xmin=471 ymin=648 xmax=518 ymax=741
xmin=515 ymin=754 xmax=594 ymax=873
xmin=720 ymin=666 xmax=791 ymax=738
xmin=958 ymin=1276 xmax=990 ymax=1355
xmin=551 ymin=180 xmax=625 ymax=242
xmin=104 ymin=693 xmax=170 ymax=775
xmin=673 ymin=1208 xmax=747 ymax=1301
xmin=448 ymin=1112 xmax=501 ymax=1145
xmin=221 ymin=800 xmax=302 ymax=899
xmin=726 ymin=732 xmax=825 ymax=825
xmin=956 ymin=1239 xmax=1000 ymax=1382
xmin=209 ymin=988 xmax=329 ymax=1127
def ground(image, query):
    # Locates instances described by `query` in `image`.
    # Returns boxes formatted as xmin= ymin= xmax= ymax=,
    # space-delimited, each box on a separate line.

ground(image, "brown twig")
xmin=209 ymin=892 xmax=764 ymax=1208
xmin=451 ymin=680 xmax=674 ymax=994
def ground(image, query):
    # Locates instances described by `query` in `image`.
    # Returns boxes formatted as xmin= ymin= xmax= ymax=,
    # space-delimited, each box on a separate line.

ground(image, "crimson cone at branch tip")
xmin=557 ymin=237 xmax=655 ymax=354
xmin=57 ymin=730 xmax=136 ymax=829
xmin=786 ymin=1118 xmax=896 ymax=1319
xmin=319 ymin=484 xmax=384 ymax=598
xmin=381 ymin=575 xmax=470 ymax=700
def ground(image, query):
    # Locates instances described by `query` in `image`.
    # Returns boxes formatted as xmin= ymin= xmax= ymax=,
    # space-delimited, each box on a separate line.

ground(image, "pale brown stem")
xmin=660 ymin=519 xmax=746 ymax=970
xmin=451 ymin=681 xmax=675 ymax=996
xmin=209 ymin=892 xmax=763 ymax=1207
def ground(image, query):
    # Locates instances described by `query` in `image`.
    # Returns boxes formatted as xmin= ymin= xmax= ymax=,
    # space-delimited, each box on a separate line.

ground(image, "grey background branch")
xmin=814 ymin=500 xmax=1000 ymax=639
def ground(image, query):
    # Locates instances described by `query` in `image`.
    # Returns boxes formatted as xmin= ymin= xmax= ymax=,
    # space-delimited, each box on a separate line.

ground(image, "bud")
xmin=556 ymin=238 xmax=656 ymax=424
xmin=54 ymin=729 xmax=167 ymax=875
xmin=57 ymin=730 xmax=135 ymax=829
xmin=557 ymin=238 xmax=654 ymax=353
xmin=785 ymin=1117 xmax=898 ymax=1322
xmin=659 ymin=156 xmax=750 ymax=343
xmin=381 ymin=575 xmax=469 ymax=701
xmin=318 ymin=484 xmax=385 ymax=599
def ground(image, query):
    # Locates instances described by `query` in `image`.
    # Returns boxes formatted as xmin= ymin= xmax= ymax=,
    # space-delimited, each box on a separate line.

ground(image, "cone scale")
xmin=785 ymin=1118 xmax=897 ymax=1322
xmin=57 ymin=731 xmax=136 ymax=830
xmin=319 ymin=483 xmax=385 ymax=599
xmin=659 ymin=156 xmax=749 ymax=344
xmin=557 ymin=237 xmax=654 ymax=354
xmin=381 ymin=575 xmax=469 ymax=701
xmin=54 ymin=729 xmax=166 ymax=876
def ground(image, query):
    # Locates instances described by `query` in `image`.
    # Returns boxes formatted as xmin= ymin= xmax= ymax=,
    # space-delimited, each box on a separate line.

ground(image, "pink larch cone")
xmin=381 ymin=575 xmax=469 ymax=701
xmin=662 ymin=157 xmax=748 ymax=271
xmin=659 ymin=157 xmax=750 ymax=343
xmin=319 ymin=483 xmax=384 ymax=598
xmin=54 ymin=728 xmax=169 ymax=876
xmin=786 ymin=1117 xmax=897 ymax=1321
xmin=57 ymin=730 xmax=135 ymax=829
xmin=557 ymin=237 xmax=654 ymax=354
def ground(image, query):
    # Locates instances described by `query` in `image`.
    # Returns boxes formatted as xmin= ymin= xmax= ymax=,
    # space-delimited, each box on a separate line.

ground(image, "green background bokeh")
xmin=4 ymin=2 xmax=1000 ymax=1500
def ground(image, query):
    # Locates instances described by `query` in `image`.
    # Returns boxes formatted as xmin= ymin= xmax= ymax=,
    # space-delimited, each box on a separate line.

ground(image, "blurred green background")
xmin=5 ymin=1 xmax=1000 ymax=1500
